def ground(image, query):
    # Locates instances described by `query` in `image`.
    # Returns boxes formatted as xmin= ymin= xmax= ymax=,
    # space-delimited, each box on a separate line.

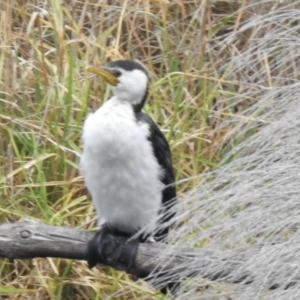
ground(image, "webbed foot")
xmin=87 ymin=225 xmax=139 ymax=271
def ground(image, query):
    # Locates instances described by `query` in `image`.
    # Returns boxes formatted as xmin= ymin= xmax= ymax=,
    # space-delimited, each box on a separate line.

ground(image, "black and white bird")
xmin=80 ymin=60 xmax=176 ymax=292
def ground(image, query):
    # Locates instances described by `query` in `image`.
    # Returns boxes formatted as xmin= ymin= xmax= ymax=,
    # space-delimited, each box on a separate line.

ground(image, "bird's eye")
xmin=113 ymin=70 xmax=122 ymax=77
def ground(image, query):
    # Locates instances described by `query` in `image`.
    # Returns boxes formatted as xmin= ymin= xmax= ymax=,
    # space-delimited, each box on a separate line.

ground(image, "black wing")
xmin=135 ymin=112 xmax=176 ymax=241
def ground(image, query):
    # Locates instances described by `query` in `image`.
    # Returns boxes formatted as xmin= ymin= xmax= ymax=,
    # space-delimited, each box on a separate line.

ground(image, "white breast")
xmin=80 ymin=97 xmax=163 ymax=235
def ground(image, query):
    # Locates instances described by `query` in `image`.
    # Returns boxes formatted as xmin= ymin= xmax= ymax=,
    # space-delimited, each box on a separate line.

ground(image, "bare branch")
xmin=3 ymin=221 xmax=300 ymax=292
xmin=0 ymin=221 xmax=254 ymax=285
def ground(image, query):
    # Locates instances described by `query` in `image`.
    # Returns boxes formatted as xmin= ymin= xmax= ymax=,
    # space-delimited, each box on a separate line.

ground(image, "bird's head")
xmin=86 ymin=60 xmax=149 ymax=112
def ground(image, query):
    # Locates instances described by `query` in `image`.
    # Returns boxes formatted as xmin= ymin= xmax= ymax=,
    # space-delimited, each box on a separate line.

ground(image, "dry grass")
xmin=0 ymin=0 xmax=292 ymax=299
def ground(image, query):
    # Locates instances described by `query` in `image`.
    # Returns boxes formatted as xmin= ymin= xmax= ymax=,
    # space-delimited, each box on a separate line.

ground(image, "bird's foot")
xmin=87 ymin=225 xmax=139 ymax=272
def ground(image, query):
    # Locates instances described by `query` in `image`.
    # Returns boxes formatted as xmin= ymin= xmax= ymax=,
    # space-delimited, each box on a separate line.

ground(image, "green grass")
xmin=0 ymin=1 xmax=257 ymax=299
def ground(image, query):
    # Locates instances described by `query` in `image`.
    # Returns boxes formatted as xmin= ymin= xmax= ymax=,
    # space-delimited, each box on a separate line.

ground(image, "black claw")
xmin=87 ymin=226 xmax=139 ymax=271
xmin=87 ymin=226 xmax=109 ymax=268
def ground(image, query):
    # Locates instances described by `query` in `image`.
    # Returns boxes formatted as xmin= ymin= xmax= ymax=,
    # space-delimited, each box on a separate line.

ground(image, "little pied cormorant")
xmin=80 ymin=60 xmax=176 ymax=292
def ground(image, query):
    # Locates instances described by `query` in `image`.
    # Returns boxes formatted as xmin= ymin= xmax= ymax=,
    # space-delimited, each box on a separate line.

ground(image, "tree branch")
xmin=0 ymin=221 xmax=281 ymax=288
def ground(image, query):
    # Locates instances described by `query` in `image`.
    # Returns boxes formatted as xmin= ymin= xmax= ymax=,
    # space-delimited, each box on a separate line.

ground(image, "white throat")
xmin=109 ymin=69 xmax=148 ymax=105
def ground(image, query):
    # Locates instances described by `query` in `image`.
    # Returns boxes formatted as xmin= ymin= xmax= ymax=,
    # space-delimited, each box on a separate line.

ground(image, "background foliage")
xmin=1 ymin=0 xmax=300 ymax=299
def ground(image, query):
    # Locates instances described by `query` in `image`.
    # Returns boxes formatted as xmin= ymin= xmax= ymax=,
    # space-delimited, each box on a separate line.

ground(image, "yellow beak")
xmin=86 ymin=66 xmax=119 ymax=86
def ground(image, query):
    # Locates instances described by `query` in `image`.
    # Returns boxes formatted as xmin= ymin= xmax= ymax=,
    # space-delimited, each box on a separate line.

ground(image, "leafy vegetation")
xmin=0 ymin=0 xmax=294 ymax=299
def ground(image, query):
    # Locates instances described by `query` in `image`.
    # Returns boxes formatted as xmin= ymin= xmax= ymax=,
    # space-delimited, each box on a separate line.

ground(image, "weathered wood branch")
xmin=0 ymin=221 xmax=247 ymax=280
xmin=0 ymin=221 xmax=290 ymax=289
